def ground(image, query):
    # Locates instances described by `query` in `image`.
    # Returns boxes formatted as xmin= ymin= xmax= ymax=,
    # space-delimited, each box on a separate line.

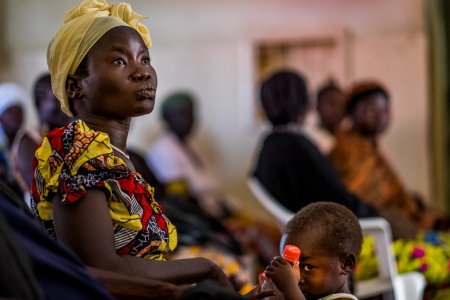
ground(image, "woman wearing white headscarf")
xmin=0 ymin=82 xmax=26 ymax=195
xmin=0 ymin=82 xmax=26 ymax=152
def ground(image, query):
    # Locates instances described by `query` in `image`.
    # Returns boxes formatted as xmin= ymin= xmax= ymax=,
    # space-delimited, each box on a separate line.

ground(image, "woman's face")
xmin=76 ymin=26 xmax=157 ymax=119
xmin=352 ymin=93 xmax=390 ymax=137
xmin=317 ymin=89 xmax=345 ymax=134
xmin=166 ymin=103 xmax=195 ymax=140
xmin=0 ymin=105 xmax=23 ymax=139
xmin=37 ymin=82 xmax=71 ymax=130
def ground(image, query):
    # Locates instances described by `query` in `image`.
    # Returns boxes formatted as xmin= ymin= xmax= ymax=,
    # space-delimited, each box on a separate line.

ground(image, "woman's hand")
xmin=195 ymin=257 xmax=233 ymax=288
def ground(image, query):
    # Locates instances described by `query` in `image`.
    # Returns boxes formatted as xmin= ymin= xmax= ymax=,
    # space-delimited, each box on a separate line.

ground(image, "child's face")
xmin=281 ymin=230 xmax=349 ymax=299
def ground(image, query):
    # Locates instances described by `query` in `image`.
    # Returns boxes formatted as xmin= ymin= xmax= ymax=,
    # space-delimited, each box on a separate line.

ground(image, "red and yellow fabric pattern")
xmin=31 ymin=119 xmax=177 ymax=260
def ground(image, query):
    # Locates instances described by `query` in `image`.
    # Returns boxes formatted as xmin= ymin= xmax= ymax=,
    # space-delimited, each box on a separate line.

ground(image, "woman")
xmin=31 ymin=0 xmax=230 ymax=287
xmin=329 ymin=81 xmax=442 ymax=239
xmin=0 ymin=82 xmax=26 ymax=196
xmin=11 ymin=73 xmax=72 ymax=202
xmin=0 ymin=82 xmax=26 ymax=153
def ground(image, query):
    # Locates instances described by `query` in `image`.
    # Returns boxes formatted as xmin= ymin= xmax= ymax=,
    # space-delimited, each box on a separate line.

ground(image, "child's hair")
xmin=285 ymin=201 xmax=363 ymax=258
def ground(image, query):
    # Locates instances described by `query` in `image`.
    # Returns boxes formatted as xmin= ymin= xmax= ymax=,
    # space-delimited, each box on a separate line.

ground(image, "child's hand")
xmin=264 ymin=256 xmax=300 ymax=296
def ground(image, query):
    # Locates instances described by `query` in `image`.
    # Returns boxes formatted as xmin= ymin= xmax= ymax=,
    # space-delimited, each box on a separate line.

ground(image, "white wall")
xmin=1 ymin=0 xmax=431 ymax=216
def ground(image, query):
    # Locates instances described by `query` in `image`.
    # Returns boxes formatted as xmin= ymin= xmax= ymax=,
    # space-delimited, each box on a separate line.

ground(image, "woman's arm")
xmin=88 ymin=267 xmax=190 ymax=300
xmin=52 ymin=189 xmax=232 ymax=287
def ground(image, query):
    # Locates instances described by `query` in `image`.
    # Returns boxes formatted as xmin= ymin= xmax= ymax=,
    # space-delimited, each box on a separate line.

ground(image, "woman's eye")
xmin=113 ymin=58 xmax=126 ymax=65
xmin=142 ymin=57 xmax=151 ymax=65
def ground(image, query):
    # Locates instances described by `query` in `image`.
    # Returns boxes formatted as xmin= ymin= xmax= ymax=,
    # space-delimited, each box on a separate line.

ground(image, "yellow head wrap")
xmin=47 ymin=0 xmax=151 ymax=117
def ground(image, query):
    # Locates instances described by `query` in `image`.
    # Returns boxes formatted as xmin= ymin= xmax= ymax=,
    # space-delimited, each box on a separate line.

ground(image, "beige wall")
xmin=1 ymin=0 xmax=431 ymax=217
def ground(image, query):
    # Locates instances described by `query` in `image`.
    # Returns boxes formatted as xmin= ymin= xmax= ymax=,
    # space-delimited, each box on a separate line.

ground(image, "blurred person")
xmin=0 ymin=150 xmax=21 ymax=197
xmin=0 ymin=82 xmax=26 ymax=153
xmin=11 ymin=73 xmax=72 ymax=196
xmin=304 ymin=80 xmax=346 ymax=155
xmin=146 ymin=91 xmax=231 ymax=219
xmin=329 ymin=80 xmax=444 ymax=239
xmin=146 ymin=92 xmax=280 ymax=290
xmin=0 ymin=82 xmax=27 ymax=194
xmin=316 ymin=81 xmax=346 ymax=135
xmin=251 ymin=69 xmax=378 ymax=219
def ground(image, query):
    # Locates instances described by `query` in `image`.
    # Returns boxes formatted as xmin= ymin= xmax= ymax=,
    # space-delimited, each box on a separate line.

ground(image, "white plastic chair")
xmin=356 ymin=218 xmax=426 ymax=300
xmin=247 ymin=177 xmax=293 ymax=228
xmin=394 ymin=271 xmax=427 ymax=300
xmin=247 ymin=177 xmax=426 ymax=300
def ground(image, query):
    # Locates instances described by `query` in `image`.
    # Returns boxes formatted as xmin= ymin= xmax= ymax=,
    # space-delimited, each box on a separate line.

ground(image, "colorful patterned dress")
xmin=31 ymin=120 xmax=177 ymax=260
xmin=329 ymin=129 xmax=419 ymax=218
xmin=329 ymin=129 xmax=425 ymax=239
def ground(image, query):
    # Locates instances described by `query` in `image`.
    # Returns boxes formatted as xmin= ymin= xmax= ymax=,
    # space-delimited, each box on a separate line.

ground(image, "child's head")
xmin=281 ymin=201 xmax=362 ymax=299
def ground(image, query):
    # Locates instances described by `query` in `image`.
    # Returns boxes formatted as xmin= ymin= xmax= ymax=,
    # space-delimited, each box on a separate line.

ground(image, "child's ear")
xmin=340 ymin=253 xmax=356 ymax=275
xmin=66 ymin=75 xmax=84 ymax=100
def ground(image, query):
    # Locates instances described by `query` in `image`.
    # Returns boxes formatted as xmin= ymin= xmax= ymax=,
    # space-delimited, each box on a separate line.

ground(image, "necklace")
xmin=110 ymin=143 xmax=130 ymax=159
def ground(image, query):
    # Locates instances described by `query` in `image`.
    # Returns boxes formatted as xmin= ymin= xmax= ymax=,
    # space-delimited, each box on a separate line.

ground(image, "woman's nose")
xmin=130 ymin=71 xmax=151 ymax=81
xmin=130 ymin=65 xmax=151 ymax=81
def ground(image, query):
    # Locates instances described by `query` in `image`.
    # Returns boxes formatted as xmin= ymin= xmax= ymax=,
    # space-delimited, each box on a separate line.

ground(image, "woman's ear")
xmin=340 ymin=253 xmax=356 ymax=275
xmin=66 ymin=75 xmax=83 ymax=101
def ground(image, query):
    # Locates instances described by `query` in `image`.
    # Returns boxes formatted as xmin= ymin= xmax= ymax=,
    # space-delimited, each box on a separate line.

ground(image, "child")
xmin=264 ymin=202 xmax=362 ymax=300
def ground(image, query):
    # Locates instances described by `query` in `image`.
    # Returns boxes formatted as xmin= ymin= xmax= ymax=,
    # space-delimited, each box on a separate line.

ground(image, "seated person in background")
xmin=0 ymin=150 xmax=22 ymax=197
xmin=329 ymin=81 xmax=442 ymax=240
xmin=305 ymin=80 xmax=346 ymax=154
xmin=146 ymin=92 xmax=280 ymax=287
xmin=146 ymin=91 xmax=231 ymax=219
xmin=264 ymin=202 xmax=361 ymax=300
xmin=316 ymin=81 xmax=346 ymax=136
xmin=252 ymin=69 xmax=377 ymax=219
xmin=31 ymin=0 xmax=231 ymax=289
xmin=11 ymin=73 xmax=72 ymax=202
xmin=0 ymin=82 xmax=26 ymax=153
xmin=0 ymin=82 xmax=27 ymax=195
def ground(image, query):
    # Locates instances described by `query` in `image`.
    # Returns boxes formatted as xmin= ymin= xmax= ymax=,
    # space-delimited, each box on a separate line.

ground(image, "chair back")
xmin=356 ymin=218 xmax=397 ymax=299
xmin=247 ymin=177 xmax=294 ymax=227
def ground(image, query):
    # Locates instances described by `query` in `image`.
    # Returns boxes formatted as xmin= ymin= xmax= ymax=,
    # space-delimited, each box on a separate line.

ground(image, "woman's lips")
xmin=137 ymin=88 xmax=155 ymax=99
